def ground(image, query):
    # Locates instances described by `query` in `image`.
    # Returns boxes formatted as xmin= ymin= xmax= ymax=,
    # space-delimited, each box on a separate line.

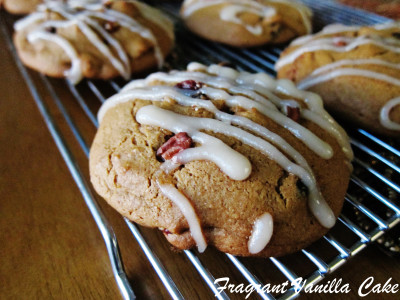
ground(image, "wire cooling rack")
xmin=2 ymin=0 xmax=399 ymax=299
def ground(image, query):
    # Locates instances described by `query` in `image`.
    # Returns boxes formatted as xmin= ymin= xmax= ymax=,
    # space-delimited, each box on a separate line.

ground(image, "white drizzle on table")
xmin=98 ymin=63 xmax=352 ymax=254
xmin=181 ymin=0 xmax=312 ymax=36
xmin=14 ymin=0 xmax=172 ymax=84
xmin=276 ymin=22 xmax=400 ymax=131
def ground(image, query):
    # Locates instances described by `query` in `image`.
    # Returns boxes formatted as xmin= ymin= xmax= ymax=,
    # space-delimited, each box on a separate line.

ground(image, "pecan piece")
xmin=286 ymin=106 xmax=301 ymax=122
xmin=157 ymin=132 xmax=193 ymax=161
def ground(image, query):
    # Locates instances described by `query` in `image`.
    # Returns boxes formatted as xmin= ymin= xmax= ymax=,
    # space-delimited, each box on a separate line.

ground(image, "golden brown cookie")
xmin=13 ymin=0 xmax=174 ymax=84
xmin=180 ymin=0 xmax=312 ymax=47
xmin=1 ymin=0 xmax=42 ymax=14
xmin=89 ymin=62 xmax=352 ymax=257
xmin=276 ymin=22 xmax=400 ymax=136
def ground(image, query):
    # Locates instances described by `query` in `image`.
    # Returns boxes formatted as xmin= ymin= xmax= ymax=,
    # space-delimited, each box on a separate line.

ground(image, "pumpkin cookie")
xmin=1 ymin=0 xmax=42 ymax=14
xmin=180 ymin=0 xmax=312 ymax=47
xmin=13 ymin=0 xmax=174 ymax=83
xmin=276 ymin=22 xmax=400 ymax=136
xmin=89 ymin=62 xmax=352 ymax=257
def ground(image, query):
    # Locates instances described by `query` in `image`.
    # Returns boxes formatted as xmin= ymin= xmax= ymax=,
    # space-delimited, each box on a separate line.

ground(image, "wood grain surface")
xmin=0 ymin=9 xmax=399 ymax=300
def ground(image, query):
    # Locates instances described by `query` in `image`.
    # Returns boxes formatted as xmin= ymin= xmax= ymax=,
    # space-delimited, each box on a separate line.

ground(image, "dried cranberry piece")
xmin=286 ymin=106 xmax=301 ymax=122
xmin=333 ymin=37 xmax=348 ymax=47
xmin=163 ymin=229 xmax=172 ymax=235
xmin=175 ymin=80 xmax=203 ymax=91
xmin=157 ymin=132 xmax=193 ymax=161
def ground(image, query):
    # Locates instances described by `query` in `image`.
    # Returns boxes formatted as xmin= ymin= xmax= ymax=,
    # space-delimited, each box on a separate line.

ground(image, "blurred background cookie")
xmin=1 ymin=0 xmax=43 ymax=15
xmin=180 ymin=0 xmax=312 ymax=47
xmin=276 ymin=22 xmax=400 ymax=136
xmin=13 ymin=0 xmax=175 ymax=84
xmin=339 ymin=0 xmax=400 ymax=20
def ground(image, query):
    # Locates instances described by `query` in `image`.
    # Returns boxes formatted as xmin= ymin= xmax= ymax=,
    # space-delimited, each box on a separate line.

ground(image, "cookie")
xmin=180 ymin=0 xmax=312 ymax=47
xmin=89 ymin=62 xmax=352 ymax=257
xmin=276 ymin=22 xmax=400 ymax=136
xmin=1 ymin=0 xmax=42 ymax=14
xmin=339 ymin=0 xmax=400 ymax=20
xmin=13 ymin=0 xmax=174 ymax=84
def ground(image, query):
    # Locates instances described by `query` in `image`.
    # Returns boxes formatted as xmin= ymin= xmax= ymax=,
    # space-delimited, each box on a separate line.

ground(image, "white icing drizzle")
xmin=248 ymin=213 xmax=273 ymax=254
xmin=133 ymin=1 xmax=174 ymax=41
xmin=121 ymin=72 xmax=344 ymax=158
xmin=290 ymin=23 xmax=359 ymax=46
xmin=220 ymin=4 xmax=276 ymax=35
xmin=173 ymin=132 xmax=252 ymax=181
xmin=269 ymin=0 xmax=312 ymax=34
xmin=28 ymin=28 xmax=83 ymax=83
xmin=103 ymin=85 xmax=316 ymax=178
xmin=14 ymin=0 xmax=171 ymax=84
xmin=298 ymin=67 xmax=400 ymax=90
xmin=136 ymin=105 xmax=254 ymax=181
xmin=290 ymin=22 xmax=400 ymax=46
xmin=54 ymin=7 xmax=131 ymax=79
xmin=98 ymin=63 xmax=353 ymax=250
xmin=84 ymin=9 xmax=166 ymax=69
xmin=137 ymin=105 xmax=336 ymax=229
xmin=14 ymin=11 xmax=46 ymax=31
xmin=276 ymin=35 xmax=400 ymax=70
xmin=380 ymin=97 xmax=400 ymax=131
xmin=277 ymin=22 xmax=400 ymax=131
xmin=181 ymin=0 xmax=311 ymax=35
xmin=100 ymin=85 xmax=332 ymax=159
xmin=296 ymin=59 xmax=400 ymax=132
xmin=182 ymin=0 xmax=267 ymax=18
xmin=99 ymin=63 xmax=355 ymax=225
xmin=302 ymin=58 xmax=400 ymax=78
xmin=64 ymin=0 xmax=103 ymax=10
xmin=160 ymin=160 xmax=181 ymax=175
xmin=185 ymin=63 xmax=353 ymax=160
xmin=158 ymin=183 xmax=207 ymax=253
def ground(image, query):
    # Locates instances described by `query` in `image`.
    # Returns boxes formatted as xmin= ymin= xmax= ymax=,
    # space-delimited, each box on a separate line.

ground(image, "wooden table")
xmin=1 ymin=10 xmax=400 ymax=300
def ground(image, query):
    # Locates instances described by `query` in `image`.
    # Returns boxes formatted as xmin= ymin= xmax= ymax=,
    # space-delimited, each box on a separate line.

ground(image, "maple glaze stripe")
xmin=158 ymin=183 xmax=207 ymax=253
xmin=136 ymin=105 xmax=336 ymax=229
xmin=380 ymin=97 xmax=400 ymax=131
xmin=118 ymin=64 xmax=352 ymax=161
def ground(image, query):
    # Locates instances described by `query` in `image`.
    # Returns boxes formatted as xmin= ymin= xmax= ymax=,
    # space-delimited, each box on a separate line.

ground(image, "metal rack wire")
xmin=2 ymin=0 xmax=399 ymax=299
